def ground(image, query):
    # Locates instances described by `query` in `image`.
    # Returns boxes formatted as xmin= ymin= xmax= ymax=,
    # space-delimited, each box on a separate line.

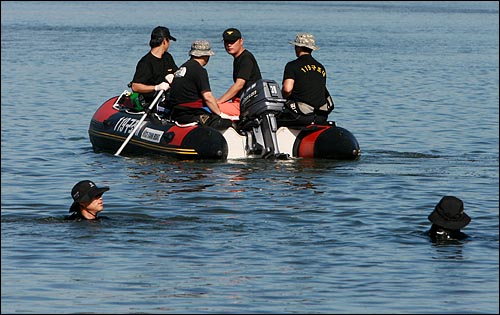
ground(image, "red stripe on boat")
xmin=169 ymin=125 xmax=197 ymax=146
xmin=92 ymin=97 xmax=117 ymax=123
xmin=298 ymin=126 xmax=327 ymax=158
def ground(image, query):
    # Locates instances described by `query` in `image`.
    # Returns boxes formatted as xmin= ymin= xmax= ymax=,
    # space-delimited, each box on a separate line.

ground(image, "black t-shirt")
xmin=169 ymin=59 xmax=211 ymax=107
xmin=132 ymin=51 xmax=178 ymax=103
xmin=282 ymin=54 xmax=327 ymax=108
xmin=233 ymin=50 xmax=262 ymax=97
xmin=427 ymin=224 xmax=469 ymax=242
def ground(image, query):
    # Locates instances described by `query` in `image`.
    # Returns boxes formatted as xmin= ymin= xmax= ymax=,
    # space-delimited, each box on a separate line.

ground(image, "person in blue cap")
xmin=65 ymin=180 xmax=110 ymax=221
xmin=427 ymin=196 xmax=471 ymax=242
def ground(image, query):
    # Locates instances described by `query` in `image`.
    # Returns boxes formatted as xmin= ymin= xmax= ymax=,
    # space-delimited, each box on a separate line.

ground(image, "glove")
xmin=154 ymin=82 xmax=170 ymax=91
xmin=165 ymin=74 xmax=174 ymax=84
xmin=220 ymin=112 xmax=239 ymax=120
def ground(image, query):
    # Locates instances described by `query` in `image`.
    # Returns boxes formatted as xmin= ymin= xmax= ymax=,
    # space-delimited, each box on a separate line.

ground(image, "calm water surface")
xmin=1 ymin=1 xmax=498 ymax=314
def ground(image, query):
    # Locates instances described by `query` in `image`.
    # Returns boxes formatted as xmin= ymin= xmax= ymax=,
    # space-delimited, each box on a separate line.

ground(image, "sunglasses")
xmin=224 ymin=39 xmax=238 ymax=45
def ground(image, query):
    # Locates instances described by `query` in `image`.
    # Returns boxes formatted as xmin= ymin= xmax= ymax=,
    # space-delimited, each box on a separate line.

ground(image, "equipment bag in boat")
xmin=129 ymin=92 xmax=147 ymax=111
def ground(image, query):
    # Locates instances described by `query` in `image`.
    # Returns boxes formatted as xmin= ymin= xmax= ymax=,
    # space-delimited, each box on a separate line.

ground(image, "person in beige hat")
xmin=278 ymin=33 xmax=334 ymax=126
xmin=168 ymin=40 xmax=233 ymax=129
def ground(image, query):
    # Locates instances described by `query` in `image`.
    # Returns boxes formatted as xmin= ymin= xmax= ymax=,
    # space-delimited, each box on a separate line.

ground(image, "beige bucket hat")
xmin=189 ymin=40 xmax=215 ymax=57
xmin=289 ymin=33 xmax=319 ymax=50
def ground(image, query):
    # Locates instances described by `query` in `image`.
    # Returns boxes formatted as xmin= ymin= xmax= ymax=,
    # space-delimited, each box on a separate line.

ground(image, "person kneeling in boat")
xmin=278 ymin=33 xmax=334 ymax=127
xmin=168 ymin=40 xmax=233 ymax=130
xmin=65 ymin=180 xmax=110 ymax=221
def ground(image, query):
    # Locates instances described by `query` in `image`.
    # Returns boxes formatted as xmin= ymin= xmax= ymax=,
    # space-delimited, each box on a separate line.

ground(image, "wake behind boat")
xmin=89 ymin=79 xmax=361 ymax=160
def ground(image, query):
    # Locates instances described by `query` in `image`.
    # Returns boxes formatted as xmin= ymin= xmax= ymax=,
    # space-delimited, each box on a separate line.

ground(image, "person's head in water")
xmin=68 ymin=180 xmax=109 ymax=220
xmin=428 ymin=196 xmax=471 ymax=242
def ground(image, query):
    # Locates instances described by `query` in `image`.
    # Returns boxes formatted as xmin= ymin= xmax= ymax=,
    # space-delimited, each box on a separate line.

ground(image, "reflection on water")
xmin=431 ymin=243 xmax=465 ymax=260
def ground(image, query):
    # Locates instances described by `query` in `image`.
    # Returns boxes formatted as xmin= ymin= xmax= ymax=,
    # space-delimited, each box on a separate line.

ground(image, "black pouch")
xmin=205 ymin=115 xmax=233 ymax=130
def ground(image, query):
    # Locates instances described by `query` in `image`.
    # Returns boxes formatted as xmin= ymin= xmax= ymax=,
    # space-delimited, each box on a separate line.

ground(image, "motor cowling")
xmin=240 ymin=79 xmax=286 ymax=119
xmin=238 ymin=79 xmax=288 ymax=159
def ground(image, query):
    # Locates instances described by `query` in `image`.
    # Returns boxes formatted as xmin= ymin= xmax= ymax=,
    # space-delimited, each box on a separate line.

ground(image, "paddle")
xmin=114 ymin=89 xmax=165 ymax=156
xmin=115 ymin=74 xmax=174 ymax=156
xmin=114 ymin=74 xmax=174 ymax=156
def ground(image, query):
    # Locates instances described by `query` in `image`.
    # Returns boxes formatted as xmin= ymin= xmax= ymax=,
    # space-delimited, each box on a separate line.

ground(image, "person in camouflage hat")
xmin=279 ymin=33 xmax=334 ymax=127
xmin=168 ymin=40 xmax=233 ymax=130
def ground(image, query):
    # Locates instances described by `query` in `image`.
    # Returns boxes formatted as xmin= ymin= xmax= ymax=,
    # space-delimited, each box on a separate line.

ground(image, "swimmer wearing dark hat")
xmin=65 ymin=180 xmax=110 ymax=221
xmin=427 ymin=196 xmax=471 ymax=242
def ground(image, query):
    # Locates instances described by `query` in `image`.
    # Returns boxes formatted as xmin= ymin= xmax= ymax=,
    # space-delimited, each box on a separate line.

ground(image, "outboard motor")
xmin=239 ymin=79 xmax=288 ymax=159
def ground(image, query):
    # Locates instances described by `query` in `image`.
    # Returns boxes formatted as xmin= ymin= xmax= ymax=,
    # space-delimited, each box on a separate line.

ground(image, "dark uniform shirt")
xmin=168 ymin=58 xmax=214 ymax=121
xmin=169 ymin=59 xmax=212 ymax=107
xmin=427 ymin=224 xmax=469 ymax=242
xmin=132 ymin=51 xmax=178 ymax=103
xmin=64 ymin=212 xmax=108 ymax=221
xmin=233 ymin=50 xmax=262 ymax=97
xmin=283 ymin=54 xmax=327 ymax=108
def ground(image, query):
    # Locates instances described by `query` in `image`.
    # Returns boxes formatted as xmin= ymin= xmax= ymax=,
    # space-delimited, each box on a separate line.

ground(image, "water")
xmin=1 ymin=1 xmax=498 ymax=313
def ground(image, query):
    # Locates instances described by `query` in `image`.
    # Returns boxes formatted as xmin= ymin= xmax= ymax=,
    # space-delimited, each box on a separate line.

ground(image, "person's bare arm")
xmin=131 ymin=82 xmax=155 ymax=94
xmin=202 ymin=90 xmax=221 ymax=115
xmin=132 ymin=82 xmax=170 ymax=93
xmin=217 ymin=78 xmax=246 ymax=103
xmin=281 ymin=78 xmax=294 ymax=98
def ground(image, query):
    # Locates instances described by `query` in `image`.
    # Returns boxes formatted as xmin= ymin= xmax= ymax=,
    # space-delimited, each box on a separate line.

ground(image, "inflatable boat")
xmin=88 ymin=79 xmax=361 ymax=160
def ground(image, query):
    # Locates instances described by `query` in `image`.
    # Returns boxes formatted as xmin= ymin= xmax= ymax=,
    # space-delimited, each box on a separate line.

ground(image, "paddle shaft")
xmin=114 ymin=90 xmax=164 ymax=156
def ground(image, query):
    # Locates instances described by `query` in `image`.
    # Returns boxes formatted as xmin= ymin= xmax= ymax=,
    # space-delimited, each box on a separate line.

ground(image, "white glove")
xmin=220 ymin=112 xmax=240 ymax=120
xmin=165 ymin=74 xmax=174 ymax=84
xmin=154 ymin=82 xmax=170 ymax=91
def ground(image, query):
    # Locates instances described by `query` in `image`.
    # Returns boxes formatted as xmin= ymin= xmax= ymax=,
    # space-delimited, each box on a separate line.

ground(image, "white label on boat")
xmin=141 ymin=127 xmax=164 ymax=143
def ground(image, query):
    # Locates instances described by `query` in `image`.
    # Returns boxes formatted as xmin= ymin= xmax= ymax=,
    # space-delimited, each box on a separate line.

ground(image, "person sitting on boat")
xmin=130 ymin=26 xmax=178 ymax=111
xmin=65 ymin=180 xmax=110 ymax=221
xmin=217 ymin=28 xmax=262 ymax=117
xmin=168 ymin=40 xmax=233 ymax=130
xmin=278 ymin=33 xmax=334 ymax=127
xmin=426 ymin=196 xmax=471 ymax=242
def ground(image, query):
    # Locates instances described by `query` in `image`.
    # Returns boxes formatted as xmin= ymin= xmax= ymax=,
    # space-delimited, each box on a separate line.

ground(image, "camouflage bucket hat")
xmin=289 ymin=33 xmax=319 ymax=50
xmin=189 ymin=40 xmax=215 ymax=57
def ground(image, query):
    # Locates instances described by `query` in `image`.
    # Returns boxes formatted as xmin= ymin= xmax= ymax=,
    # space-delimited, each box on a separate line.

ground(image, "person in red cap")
xmin=217 ymin=28 xmax=262 ymax=117
xmin=427 ymin=196 xmax=471 ymax=242
xmin=65 ymin=180 xmax=110 ymax=221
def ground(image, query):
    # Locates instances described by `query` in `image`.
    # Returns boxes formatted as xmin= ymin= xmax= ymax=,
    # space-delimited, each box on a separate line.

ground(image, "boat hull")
xmin=281 ymin=124 xmax=360 ymax=160
xmin=89 ymin=96 xmax=228 ymax=160
xmin=221 ymin=123 xmax=360 ymax=160
xmin=89 ymin=95 xmax=361 ymax=160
